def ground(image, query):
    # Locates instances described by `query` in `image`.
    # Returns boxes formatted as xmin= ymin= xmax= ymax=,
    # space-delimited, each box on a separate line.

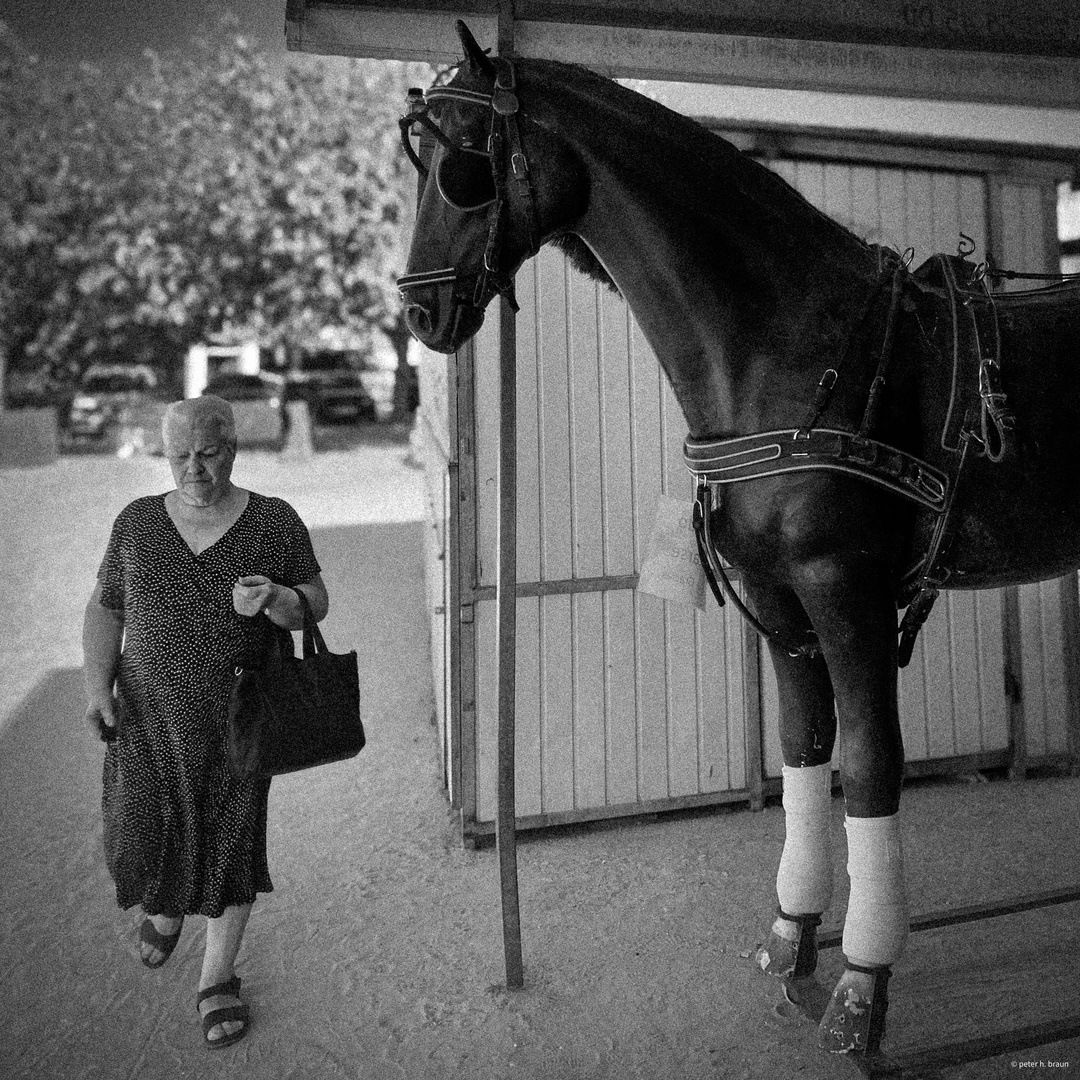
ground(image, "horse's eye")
xmin=436 ymin=148 xmax=496 ymax=211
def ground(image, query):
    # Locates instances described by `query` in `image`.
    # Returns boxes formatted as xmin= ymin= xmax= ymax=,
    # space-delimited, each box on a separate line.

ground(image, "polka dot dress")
xmin=96 ymin=491 xmax=321 ymax=918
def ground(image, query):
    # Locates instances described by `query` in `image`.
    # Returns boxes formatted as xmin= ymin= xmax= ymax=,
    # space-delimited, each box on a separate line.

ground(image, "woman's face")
xmin=165 ymin=420 xmax=236 ymax=507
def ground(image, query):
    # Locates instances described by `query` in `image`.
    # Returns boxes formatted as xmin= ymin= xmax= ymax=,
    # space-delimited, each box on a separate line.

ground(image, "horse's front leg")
xmin=796 ymin=560 xmax=908 ymax=1055
xmin=745 ymin=581 xmax=837 ymax=984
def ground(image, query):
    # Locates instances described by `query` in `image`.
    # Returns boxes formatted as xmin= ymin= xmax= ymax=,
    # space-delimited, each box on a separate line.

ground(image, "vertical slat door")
xmin=471 ymin=251 xmax=751 ymax=825
xmin=452 ymin=153 xmax=1071 ymax=827
xmin=760 ymin=161 xmax=1016 ymax=778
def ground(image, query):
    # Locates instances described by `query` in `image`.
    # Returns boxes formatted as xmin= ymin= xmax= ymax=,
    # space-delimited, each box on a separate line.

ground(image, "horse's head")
xmin=397 ymin=21 xmax=588 ymax=354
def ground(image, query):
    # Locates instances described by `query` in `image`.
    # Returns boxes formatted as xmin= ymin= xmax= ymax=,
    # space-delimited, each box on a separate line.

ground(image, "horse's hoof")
xmin=817 ymin=964 xmax=890 ymax=1055
xmin=755 ymin=910 xmax=822 ymax=979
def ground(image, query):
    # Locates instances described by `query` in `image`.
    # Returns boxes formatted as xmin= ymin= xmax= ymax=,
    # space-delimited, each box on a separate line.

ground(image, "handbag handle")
xmin=295 ymin=587 xmax=328 ymax=659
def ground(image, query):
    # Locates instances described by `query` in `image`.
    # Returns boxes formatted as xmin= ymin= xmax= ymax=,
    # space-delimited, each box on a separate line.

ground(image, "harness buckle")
xmin=511 ymin=152 xmax=529 ymax=180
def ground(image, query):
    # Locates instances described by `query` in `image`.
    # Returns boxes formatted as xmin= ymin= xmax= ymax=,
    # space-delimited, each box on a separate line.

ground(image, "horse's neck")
xmin=546 ymin=74 xmax=876 ymax=437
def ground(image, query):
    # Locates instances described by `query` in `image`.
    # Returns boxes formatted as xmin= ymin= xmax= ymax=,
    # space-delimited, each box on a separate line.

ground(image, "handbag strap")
xmin=294 ymin=587 xmax=328 ymax=658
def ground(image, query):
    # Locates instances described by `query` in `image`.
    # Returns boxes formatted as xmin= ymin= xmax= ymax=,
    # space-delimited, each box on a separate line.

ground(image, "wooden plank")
xmin=294 ymin=0 xmax=1080 ymax=60
xmin=665 ymin=603 xmax=701 ymax=797
xmin=696 ymin=605 xmax=728 ymax=792
xmin=723 ymin=592 xmax=753 ymax=788
xmin=791 ymin=159 xmax=827 ymax=211
xmin=629 ymin=316 xmax=669 ymax=802
xmin=742 ymin=618 xmax=764 ymax=809
xmin=822 ymin=161 xmax=855 ymax=230
xmin=635 ymin=591 xmax=670 ymax=801
xmin=903 ymin=170 xmax=939 ymax=266
xmin=604 ymin=589 xmax=640 ymax=803
xmin=1061 ymin=574 xmax=1080 ymax=769
xmin=1001 ymin=585 xmax=1027 ymax=778
xmin=514 ymin=596 xmax=543 ymax=817
xmin=929 ymin=170 xmax=961 ymax=252
xmin=759 ymin=644 xmax=783 ymax=779
xmin=923 ymin=596 xmax=960 ymax=758
xmin=1019 ymin=582 xmax=1051 ymax=760
xmin=629 ymin=319 xmax=663 ymax=568
xmin=848 ymin=165 xmax=885 ymax=246
xmin=475 ymin=601 xmax=498 ymax=823
xmin=288 ymin=7 xmax=1080 ymax=109
xmin=568 ymin=273 xmax=605 ymax=579
xmin=537 ymin=247 xmax=574 ymax=581
xmin=873 ymin=168 xmax=912 ymax=256
xmin=456 ymin=340 xmax=480 ymax=825
xmin=473 ymin=573 xmax=640 ymax=601
xmin=948 ymin=592 xmax=984 ymax=754
xmin=1039 ymin=578 xmax=1070 ymax=757
xmin=573 ymin=591 xmax=608 ymax=807
xmin=898 ymin=626 xmax=932 ymax=762
xmin=474 ymin=310 xmax=501 ymax=590
xmin=976 ymin=588 xmax=1009 ymax=751
xmin=515 ymin=257 xmax=542 ymax=584
xmin=540 ymin=593 xmax=576 ymax=812
xmin=598 ymin=288 xmax=635 ymax=576
xmin=463 ymin=785 xmax=756 ymax=840
xmin=958 ymin=173 xmax=990 ymax=256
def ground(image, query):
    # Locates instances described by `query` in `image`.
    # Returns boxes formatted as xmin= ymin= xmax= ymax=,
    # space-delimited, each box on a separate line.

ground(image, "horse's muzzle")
xmin=401 ymin=280 xmax=486 ymax=354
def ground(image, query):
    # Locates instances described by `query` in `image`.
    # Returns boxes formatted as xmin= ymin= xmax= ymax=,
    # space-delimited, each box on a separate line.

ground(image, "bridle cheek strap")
xmin=397 ymin=59 xmax=539 ymax=315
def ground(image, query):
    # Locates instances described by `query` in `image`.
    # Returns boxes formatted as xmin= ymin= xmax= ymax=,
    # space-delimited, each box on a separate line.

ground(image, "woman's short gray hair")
xmin=162 ymin=396 xmax=237 ymax=447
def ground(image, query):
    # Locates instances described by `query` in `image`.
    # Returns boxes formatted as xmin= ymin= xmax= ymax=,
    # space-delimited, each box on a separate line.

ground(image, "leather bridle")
xmin=397 ymin=60 xmax=541 ymax=315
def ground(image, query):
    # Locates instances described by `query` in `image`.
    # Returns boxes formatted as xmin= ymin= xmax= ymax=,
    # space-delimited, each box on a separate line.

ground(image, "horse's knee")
xmin=839 ymin=739 xmax=903 ymax=817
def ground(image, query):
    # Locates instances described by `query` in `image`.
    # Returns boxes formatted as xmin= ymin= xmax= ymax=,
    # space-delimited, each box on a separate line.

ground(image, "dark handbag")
xmin=227 ymin=590 xmax=365 ymax=779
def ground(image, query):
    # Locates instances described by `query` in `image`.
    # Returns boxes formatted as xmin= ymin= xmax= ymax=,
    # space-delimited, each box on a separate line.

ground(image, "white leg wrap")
xmin=841 ymin=814 xmax=909 ymax=967
xmin=776 ymin=763 xmax=834 ymax=916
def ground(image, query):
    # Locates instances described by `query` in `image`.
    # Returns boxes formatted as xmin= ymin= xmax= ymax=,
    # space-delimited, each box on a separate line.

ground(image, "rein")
xmin=397 ymin=61 xmax=541 ymax=315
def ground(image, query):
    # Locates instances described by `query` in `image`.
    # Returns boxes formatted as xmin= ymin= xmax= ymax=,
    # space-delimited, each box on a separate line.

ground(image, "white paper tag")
xmin=637 ymin=492 xmax=707 ymax=610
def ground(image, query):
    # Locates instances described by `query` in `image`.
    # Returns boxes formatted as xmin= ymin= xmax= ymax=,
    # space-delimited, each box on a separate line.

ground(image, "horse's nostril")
xmin=406 ymin=304 xmax=432 ymax=339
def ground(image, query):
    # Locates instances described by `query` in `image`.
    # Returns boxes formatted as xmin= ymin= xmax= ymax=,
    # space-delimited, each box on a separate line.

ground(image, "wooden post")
xmin=1059 ymin=573 xmax=1080 ymax=774
xmin=494 ymin=0 xmax=524 ymax=992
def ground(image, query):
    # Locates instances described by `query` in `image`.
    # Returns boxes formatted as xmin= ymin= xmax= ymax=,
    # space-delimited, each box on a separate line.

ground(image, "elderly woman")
xmin=82 ymin=395 xmax=328 ymax=1048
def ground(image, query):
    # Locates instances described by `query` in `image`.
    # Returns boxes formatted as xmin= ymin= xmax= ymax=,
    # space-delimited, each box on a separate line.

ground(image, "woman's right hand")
xmin=86 ymin=694 xmax=118 ymax=742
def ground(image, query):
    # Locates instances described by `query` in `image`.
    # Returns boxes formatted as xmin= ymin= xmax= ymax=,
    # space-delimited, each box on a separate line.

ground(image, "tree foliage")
xmin=0 ymin=17 xmax=430 ymax=396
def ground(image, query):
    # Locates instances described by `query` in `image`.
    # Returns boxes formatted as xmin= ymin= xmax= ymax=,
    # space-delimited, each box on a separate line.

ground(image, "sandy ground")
xmin=1 ymin=429 xmax=1078 ymax=1080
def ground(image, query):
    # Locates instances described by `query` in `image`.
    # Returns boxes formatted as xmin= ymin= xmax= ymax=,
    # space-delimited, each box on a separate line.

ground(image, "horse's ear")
xmin=455 ymin=20 xmax=495 ymax=77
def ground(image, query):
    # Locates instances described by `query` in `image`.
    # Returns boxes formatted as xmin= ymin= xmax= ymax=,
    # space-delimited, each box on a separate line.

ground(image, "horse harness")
xmin=684 ymin=250 xmax=1021 ymax=667
xmin=397 ymin=60 xmax=541 ymax=316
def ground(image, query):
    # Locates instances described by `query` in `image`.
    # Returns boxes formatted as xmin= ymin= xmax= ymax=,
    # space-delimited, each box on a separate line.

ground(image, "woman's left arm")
xmin=235 ymin=573 xmax=329 ymax=629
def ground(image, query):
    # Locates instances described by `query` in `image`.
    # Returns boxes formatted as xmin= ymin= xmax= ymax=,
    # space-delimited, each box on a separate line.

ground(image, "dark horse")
xmin=398 ymin=22 xmax=1080 ymax=1056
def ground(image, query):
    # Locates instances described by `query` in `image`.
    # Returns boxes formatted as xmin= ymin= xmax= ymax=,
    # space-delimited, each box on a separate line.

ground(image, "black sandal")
xmin=139 ymin=916 xmax=183 ymax=969
xmin=197 ymin=975 xmax=249 ymax=1049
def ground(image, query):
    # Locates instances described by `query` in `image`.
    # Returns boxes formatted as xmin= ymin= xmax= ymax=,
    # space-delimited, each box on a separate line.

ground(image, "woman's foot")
xmin=139 ymin=914 xmax=184 ymax=968
xmin=197 ymin=974 xmax=249 ymax=1047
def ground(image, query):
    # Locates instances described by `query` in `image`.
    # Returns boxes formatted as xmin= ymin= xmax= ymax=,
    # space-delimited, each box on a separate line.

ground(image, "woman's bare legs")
xmin=198 ymin=903 xmax=253 ymax=1042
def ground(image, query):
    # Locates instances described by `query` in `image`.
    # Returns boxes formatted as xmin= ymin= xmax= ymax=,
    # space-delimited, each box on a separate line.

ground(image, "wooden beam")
xmin=288 ymin=1 xmax=1080 ymax=60
xmin=286 ymin=5 xmax=1080 ymax=111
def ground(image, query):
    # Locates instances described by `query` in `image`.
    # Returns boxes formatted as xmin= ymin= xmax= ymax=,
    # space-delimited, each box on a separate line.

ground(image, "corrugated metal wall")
xmin=416 ymin=138 xmax=1078 ymax=837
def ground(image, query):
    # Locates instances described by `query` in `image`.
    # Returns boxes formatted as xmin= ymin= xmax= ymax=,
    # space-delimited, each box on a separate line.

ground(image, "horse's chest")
xmin=713 ymin=474 xmax=912 ymax=582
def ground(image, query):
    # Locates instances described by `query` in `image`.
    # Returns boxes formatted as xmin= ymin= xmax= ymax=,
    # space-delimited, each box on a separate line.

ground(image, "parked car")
xmin=203 ymin=371 xmax=287 ymax=449
xmin=286 ymin=351 xmax=376 ymax=423
xmin=65 ymin=364 xmax=160 ymax=448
